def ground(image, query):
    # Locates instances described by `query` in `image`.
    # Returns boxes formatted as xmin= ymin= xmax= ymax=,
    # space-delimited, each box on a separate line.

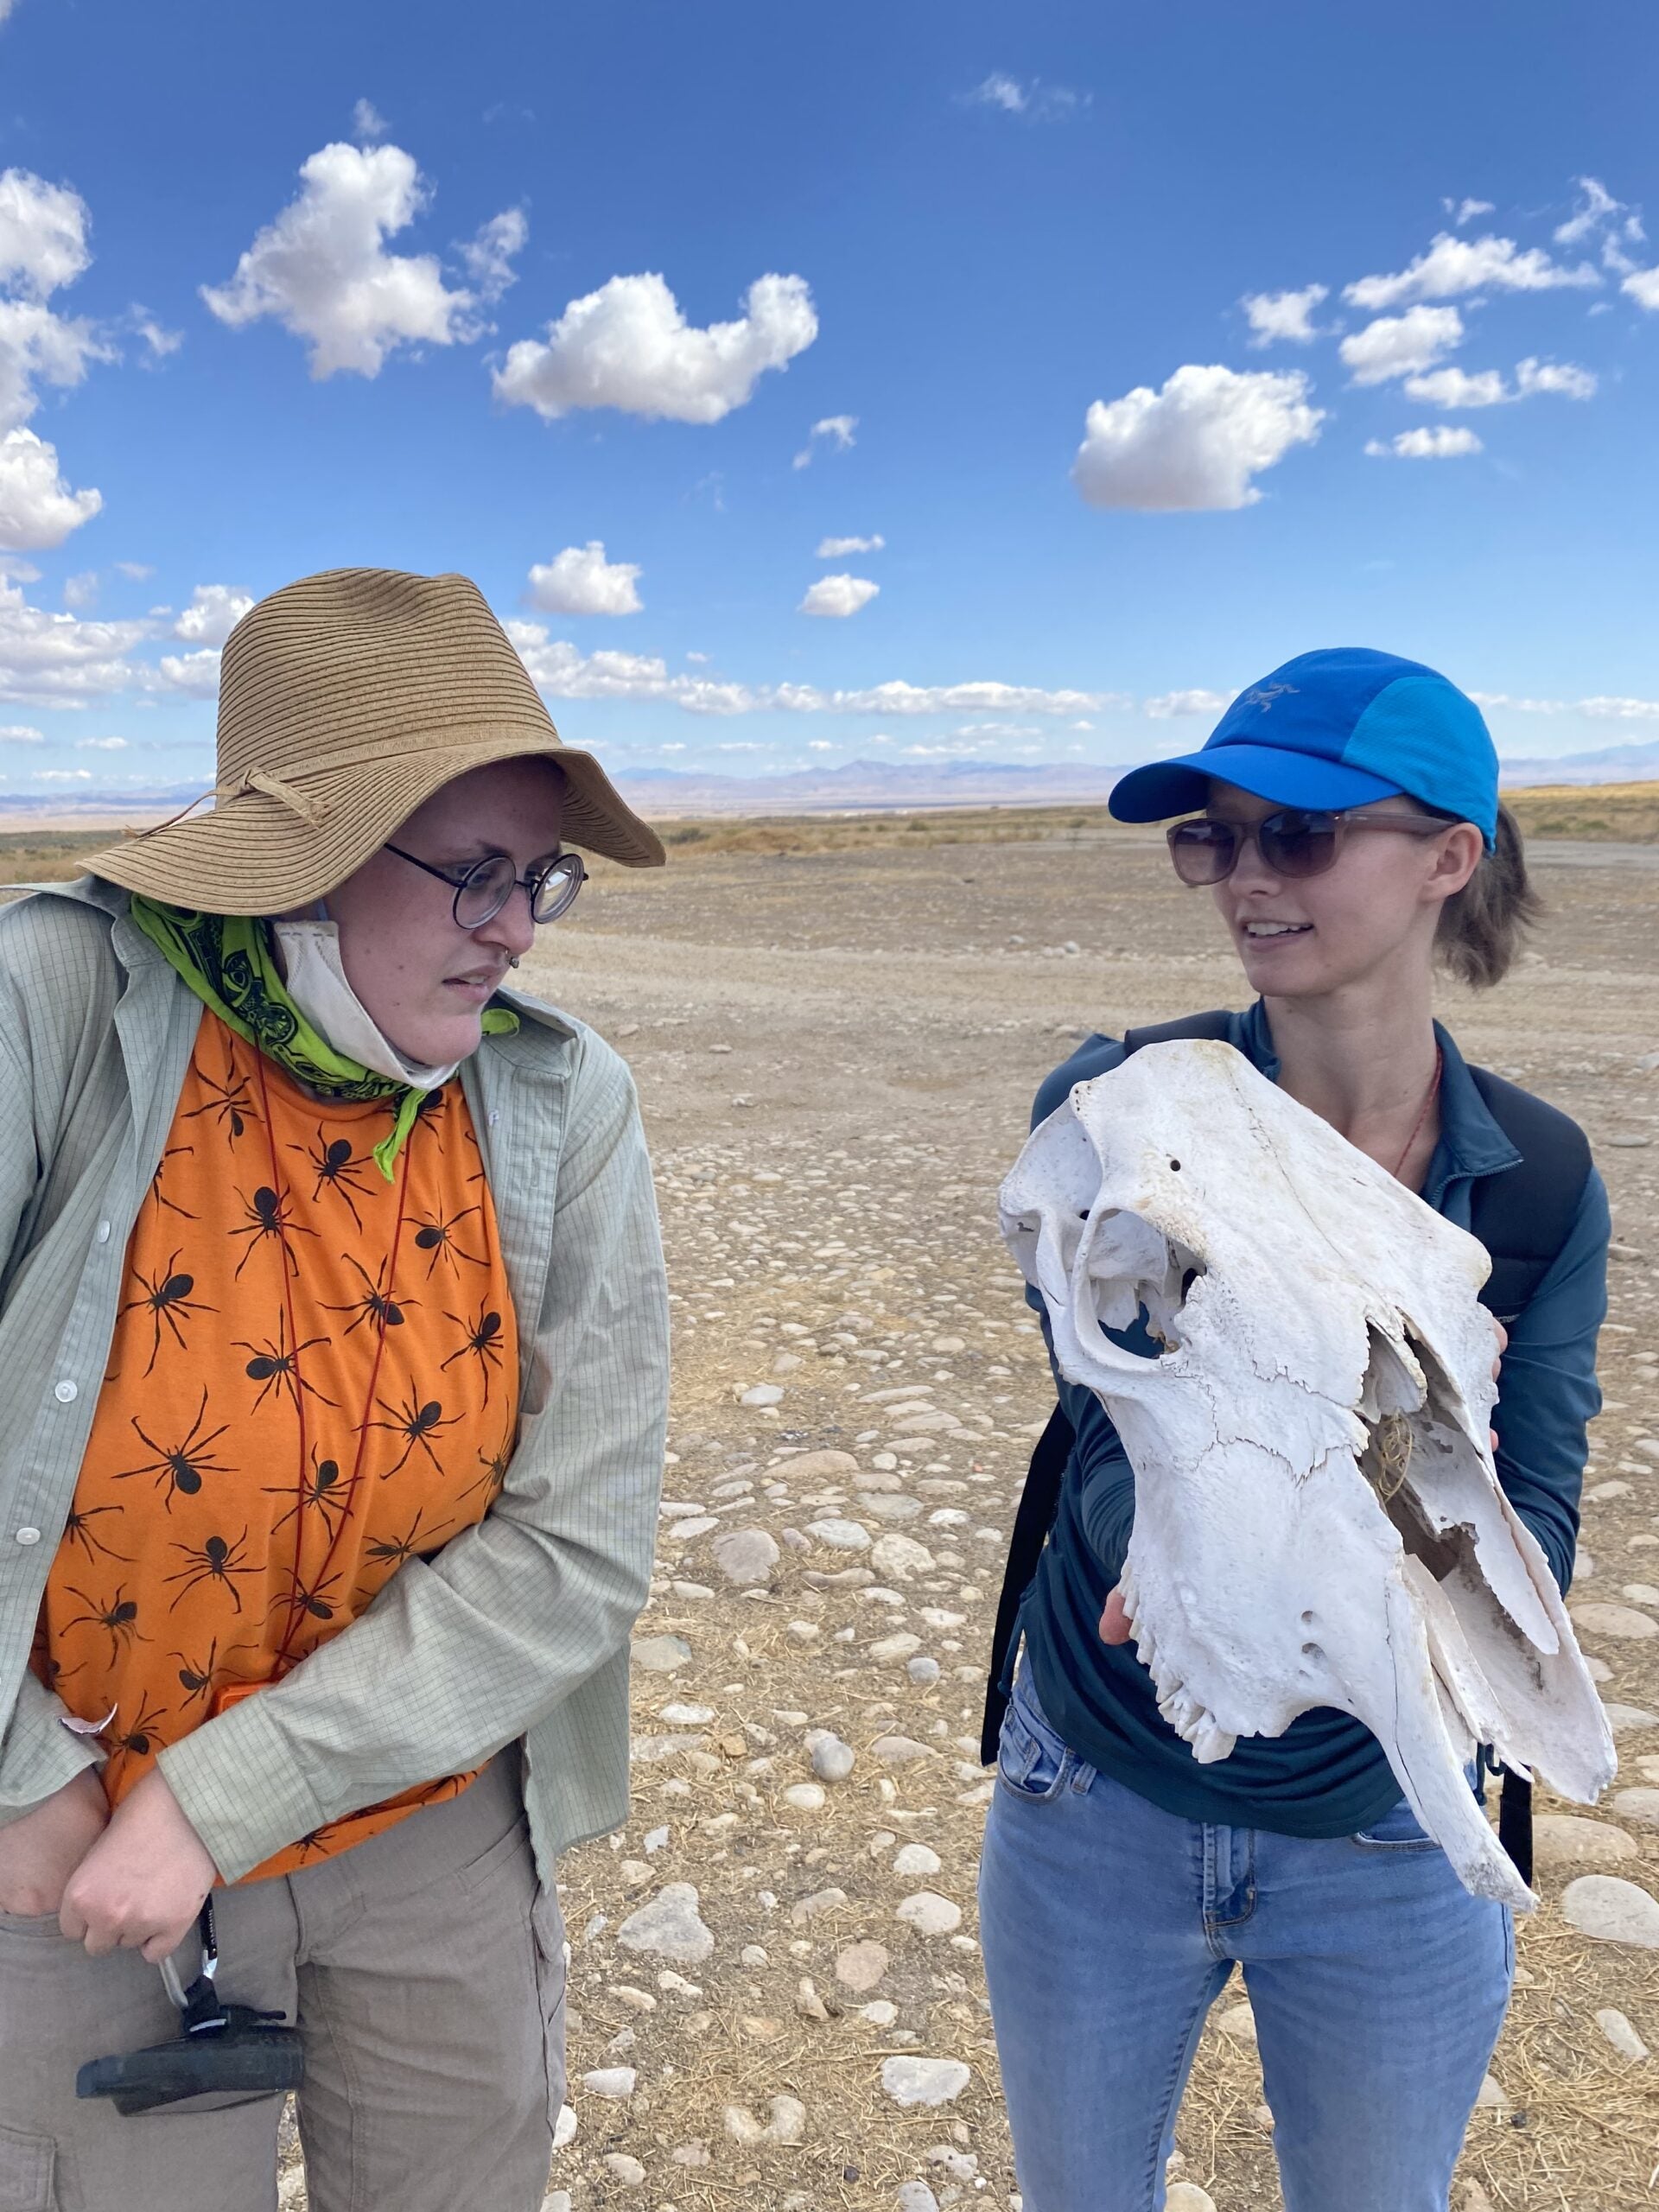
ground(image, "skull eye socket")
xmin=1082 ymin=1208 xmax=1205 ymax=1363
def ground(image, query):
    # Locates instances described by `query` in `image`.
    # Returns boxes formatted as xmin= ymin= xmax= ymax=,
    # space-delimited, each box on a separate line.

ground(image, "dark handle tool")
xmin=76 ymin=1897 xmax=304 ymax=2116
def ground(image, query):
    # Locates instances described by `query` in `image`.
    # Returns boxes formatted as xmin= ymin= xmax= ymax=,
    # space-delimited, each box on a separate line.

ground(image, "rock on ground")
xmin=711 ymin=1527 xmax=780 ymax=1584
xmin=880 ymin=2056 xmax=971 ymax=2107
xmin=1560 ymin=1874 xmax=1659 ymax=1948
xmin=615 ymin=1883 xmax=715 ymax=1962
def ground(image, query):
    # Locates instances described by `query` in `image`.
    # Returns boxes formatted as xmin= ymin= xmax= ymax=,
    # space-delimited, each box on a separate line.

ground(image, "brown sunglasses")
xmin=1166 ymin=808 xmax=1447 ymax=887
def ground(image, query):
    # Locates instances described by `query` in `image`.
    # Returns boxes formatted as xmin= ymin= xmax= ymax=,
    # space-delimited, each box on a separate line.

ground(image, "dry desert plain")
xmin=8 ymin=802 xmax=1658 ymax=2210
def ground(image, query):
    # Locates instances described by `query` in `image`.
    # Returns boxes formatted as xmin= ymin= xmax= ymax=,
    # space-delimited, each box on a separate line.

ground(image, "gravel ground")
xmin=293 ymin=826 xmax=1659 ymax=2212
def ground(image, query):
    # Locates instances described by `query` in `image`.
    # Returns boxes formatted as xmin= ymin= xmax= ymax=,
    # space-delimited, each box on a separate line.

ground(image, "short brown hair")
xmin=1432 ymin=802 xmax=1541 ymax=988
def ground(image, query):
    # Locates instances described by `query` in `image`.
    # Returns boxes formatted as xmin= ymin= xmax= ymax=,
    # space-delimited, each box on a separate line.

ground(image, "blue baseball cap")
xmin=1109 ymin=647 xmax=1499 ymax=850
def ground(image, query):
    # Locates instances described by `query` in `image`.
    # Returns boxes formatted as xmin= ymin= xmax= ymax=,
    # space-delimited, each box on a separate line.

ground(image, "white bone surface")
xmin=1000 ymin=1039 xmax=1615 ymax=1910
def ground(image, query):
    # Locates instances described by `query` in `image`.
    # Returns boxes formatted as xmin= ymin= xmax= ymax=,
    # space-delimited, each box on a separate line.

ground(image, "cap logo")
xmin=1241 ymin=683 xmax=1298 ymax=711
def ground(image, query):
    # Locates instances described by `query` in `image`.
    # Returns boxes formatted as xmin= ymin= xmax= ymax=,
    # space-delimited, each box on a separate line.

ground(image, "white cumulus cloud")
xmin=0 ymin=721 xmax=41 ymax=741
xmin=174 ymin=583 xmax=254 ymax=645
xmin=494 ymin=270 xmax=816 ymax=424
xmin=156 ymin=648 xmax=223 ymax=697
xmin=1344 ymin=232 xmax=1599 ymax=309
xmin=1446 ymin=198 xmax=1496 ymax=227
xmin=0 ymin=575 xmax=151 ymax=704
xmin=505 ymin=620 xmax=1112 ymax=719
xmin=1144 ymin=689 xmax=1232 ymax=718
xmin=1402 ymin=356 xmax=1597 ymax=408
xmin=1620 ymin=265 xmax=1659 ymax=312
xmin=1365 ymin=426 xmax=1484 ymax=459
xmin=798 ymin=574 xmax=879 ymax=619
xmin=1071 ymin=364 xmax=1324 ymax=512
xmin=1401 ymin=366 xmax=1508 ymax=408
xmin=1241 ymin=283 xmax=1328 ymax=346
xmin=793 ymin=413 xmax=857 ymax=469
xmin=0 ymin=427 xmax=101 ymax=549
xmin=963 ymin=73 xmax=1090 ymax=121
xmin=1514 ymin=355 xmax=1597 ymax=399
xmin=74 ymin=733 xmax=127 ymax=748
xmin=524 ymin=541 xmax=643 ymax=617
xmin=459 ymin=207 xmax=527 ymax=303
xmin=816 ymin=532 xmax=884 ymax=557
xmin=0 ymin=167 xmax=92 ymax=299
xmin=353 ymin=99 xmax=390 ymax=143
xmin=201 ymin=142 xmax=481 ymax=378
xmin=1340 ymin=305 xmax=1464 ymax=385
xmin=1554 ymin=176 xmax=1631 ymax=246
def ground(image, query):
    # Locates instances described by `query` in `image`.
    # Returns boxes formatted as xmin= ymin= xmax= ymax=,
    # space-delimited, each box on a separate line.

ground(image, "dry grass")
xmin=1504 ymin=782 xmax=1659 ymax=844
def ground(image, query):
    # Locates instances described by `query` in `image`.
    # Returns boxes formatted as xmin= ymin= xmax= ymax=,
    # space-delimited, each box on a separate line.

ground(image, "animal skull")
xmin=1001 ymin=1039 xmax=1613 ymax=1910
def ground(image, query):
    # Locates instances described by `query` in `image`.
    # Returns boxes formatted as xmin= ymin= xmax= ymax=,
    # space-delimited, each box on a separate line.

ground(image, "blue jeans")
xmin=978 ymin=1669 xmax=1513 ymax=2212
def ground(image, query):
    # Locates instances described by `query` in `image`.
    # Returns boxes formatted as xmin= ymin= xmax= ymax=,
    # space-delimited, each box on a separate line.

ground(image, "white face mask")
xmin=270 ymin=918 xmax=462 ymax=1092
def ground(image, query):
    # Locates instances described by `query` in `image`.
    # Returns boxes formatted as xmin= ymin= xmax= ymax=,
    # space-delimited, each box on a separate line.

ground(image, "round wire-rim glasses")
xmin=1165 ymin=808 xmax=1447 ymax=887
xmin=385 ymin=842 xmax=588 ymax=927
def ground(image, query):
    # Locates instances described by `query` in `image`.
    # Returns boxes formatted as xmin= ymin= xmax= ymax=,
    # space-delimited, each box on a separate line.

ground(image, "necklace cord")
xmin=1390 ymin=1044 xmax=1444 ymax=1183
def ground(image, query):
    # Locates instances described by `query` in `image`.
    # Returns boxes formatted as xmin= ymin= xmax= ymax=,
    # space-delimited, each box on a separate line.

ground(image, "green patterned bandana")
xmin=128 ymin=898 xmax=518 ymax=1179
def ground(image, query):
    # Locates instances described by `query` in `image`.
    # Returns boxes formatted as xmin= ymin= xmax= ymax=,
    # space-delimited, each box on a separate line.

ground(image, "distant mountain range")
xmin=3 ymin=732 xmax=1657 ymax=818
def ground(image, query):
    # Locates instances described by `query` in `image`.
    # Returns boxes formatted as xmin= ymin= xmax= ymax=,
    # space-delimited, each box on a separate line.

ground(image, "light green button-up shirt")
xmin=0 ymin=877 xmax=669 ymax=1885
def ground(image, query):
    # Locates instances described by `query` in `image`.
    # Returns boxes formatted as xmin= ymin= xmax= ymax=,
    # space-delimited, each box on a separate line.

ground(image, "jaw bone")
xmin=1000 ymin=1039 xmax=1614 ymax=1912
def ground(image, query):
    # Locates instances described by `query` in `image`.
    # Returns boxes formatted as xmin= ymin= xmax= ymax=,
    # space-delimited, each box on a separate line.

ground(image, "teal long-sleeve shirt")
xmin=1015 ymin=1001 xmax=1609 ymax=1840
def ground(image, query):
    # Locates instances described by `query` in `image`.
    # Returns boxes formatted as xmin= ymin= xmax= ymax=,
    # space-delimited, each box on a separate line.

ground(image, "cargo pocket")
xmin=0 ymin=2122 xmax=54 ymax=2210
xmin=529 ymin=1886 xmax=568 ymax=2131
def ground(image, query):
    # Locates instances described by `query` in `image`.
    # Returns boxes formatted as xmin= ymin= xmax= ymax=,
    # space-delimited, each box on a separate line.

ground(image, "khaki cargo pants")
xmin=0 ymin=1754 xmax=566 ymax=2212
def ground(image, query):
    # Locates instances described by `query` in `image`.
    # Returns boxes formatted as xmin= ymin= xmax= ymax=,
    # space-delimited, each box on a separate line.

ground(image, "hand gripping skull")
xmin=1000 ymin=1039 xmax=1613 ymax=1910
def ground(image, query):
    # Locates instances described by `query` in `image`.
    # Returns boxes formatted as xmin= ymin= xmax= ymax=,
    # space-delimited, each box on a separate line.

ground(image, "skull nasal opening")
xmin=1083 ymin=1207 xmax=1205 ymax=1360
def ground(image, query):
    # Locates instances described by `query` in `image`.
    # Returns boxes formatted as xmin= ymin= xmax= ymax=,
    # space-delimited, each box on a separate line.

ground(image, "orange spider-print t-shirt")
xmin=32 ymin=1012 xmax=520 ymax=1883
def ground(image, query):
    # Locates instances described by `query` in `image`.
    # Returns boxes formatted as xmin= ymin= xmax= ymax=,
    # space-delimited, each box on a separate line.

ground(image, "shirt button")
xmin=14 ymin=1527 xmax=41 ymax=1546
xmin=54 ymin=1379 xmax=78 ymax=1404
xmin=95 ymin=1220 xmax=111 ymax=1244
xmin=487 ymin=1109 xmax=500 ymax=1127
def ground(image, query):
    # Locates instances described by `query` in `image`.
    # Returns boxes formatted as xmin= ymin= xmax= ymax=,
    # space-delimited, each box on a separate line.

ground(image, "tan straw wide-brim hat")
xmin=88 ymin=566 xmax=664 ymax=912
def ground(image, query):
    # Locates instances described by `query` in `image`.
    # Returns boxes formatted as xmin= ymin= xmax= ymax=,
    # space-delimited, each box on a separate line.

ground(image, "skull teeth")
xmin=1155 ymin=1679 xmax=1238 ymax=1766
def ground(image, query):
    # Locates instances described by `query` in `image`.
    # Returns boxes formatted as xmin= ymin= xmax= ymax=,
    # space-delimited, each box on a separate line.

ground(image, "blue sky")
xmin=1 ymin=0 xmax=1656 ymax=795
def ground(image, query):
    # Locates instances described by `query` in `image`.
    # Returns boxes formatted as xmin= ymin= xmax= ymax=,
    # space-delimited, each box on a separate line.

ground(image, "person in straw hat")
xmin=0 ymin=569 xmax=671 ymax=2209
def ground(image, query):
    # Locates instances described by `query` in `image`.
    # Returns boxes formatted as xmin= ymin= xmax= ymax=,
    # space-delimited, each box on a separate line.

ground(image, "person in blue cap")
xmin=977 ymin=649 xmax=1609 ymax=2212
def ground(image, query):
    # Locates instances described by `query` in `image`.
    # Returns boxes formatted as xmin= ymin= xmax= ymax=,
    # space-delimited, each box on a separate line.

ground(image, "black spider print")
xmin=36 ymin=1649 xmax=84 ymax=1694
xmin=163 ymin=1527 xmax=259 ymax=1615
xmin=412 ymin=1205 xmax=486 ymax=1279
xmin=116 ymin=1249 xmax=215 ymax=1376
xmin=292 ymin=1828 xmax=330 ymax=1862
xmin=237 ymin=1310 xmax=336 ymax=1414
xmin=149 ymin=1141 xmax=198 ymax=1220
xmin=181 ymin=1058 xmax=257 ymax=1146
xmin=264 ymin=1448 xmax=348 ymax=1535
xmin=111 ymin=1386 xmax=231 ymax=1511
xmin=370 ymin=1386 xmax=460 ymax=1478
xmin=169 ymin=1637 xmax=224 ymax=1707
xmin=289 ymin=1128 xmax=374 ymax=1230
xmin=460 ymin=1124 xmax=486 ymax=1189
xmin=62 ymin=1500 xmax=130 ymax=1566
xmin=228 ymin=1184 xmax=318 ymax=1280
xmin=322 ymin=1252 xmax=416 ymax=1337
xmin=361 ymin=1503 xmax=448 ymax=1574
xmin=456 ymin=1444 xmax=511 ymax=1510
xmin=60 ymin=1582 xmax=149 ymax=1668
xmin=278 ymin=1565 xmax=344 ymax=1624
xmin=105 ymin=1693 xmax=168 ymax=1764
xmin=441 ymin=1304 xmax=504 ymax=1402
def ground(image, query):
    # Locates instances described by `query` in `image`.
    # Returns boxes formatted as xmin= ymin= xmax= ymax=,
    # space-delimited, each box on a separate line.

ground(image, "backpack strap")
xmin=1465 ymin=1066 xmax=1593 ymax=1324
